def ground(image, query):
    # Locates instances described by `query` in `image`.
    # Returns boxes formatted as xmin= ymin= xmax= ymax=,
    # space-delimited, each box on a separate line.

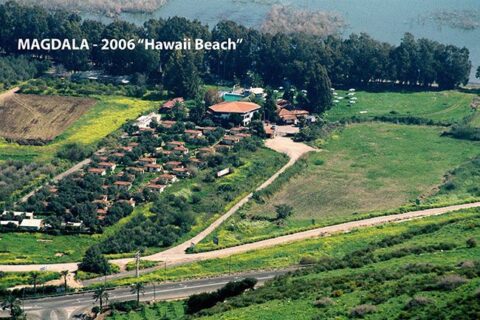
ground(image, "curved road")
xmin=2 ymin=138 xmax=480 ymax=277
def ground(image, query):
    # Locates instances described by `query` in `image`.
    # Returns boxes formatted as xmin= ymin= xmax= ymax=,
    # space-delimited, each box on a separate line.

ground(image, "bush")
xmin=405 ymin=296 xmax=433 ymax=309
xmin=299 ymin=256 xmax=317 ymax=265
xmin=436 ymin=275 xmax=468 ymax=291
xmin=314 ymin=297 xmax=334 ymax=308
xmin=350 ymin=304 xmax=377 ymax=318
xmin=185 ymin=278 xmax=257 ymax=314
xmin=56 ymin=143 xmax=93 ymax=162
xmin=466 ymin=238 xmax=477 ymax=248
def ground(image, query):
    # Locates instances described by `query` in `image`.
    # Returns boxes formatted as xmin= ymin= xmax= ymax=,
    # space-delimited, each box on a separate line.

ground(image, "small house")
xmin=172 ymin=167 xmax=191 ymax=178
xmin=155 ymin=174 xmax=178 ymax=185
xmin=145 ymin=184 xmax=167 ymax=193
xmin=98 ymin=162 xmax=117 ymax=172
xmin=88 ymin=168 xmax=107 ymax=176
xmin=222 ymin=135 xmax=241 ymax=145
xmin=114 ymin=181 xmax=133 ymax=190
xmin=160 ymin=97 xmax=184 ymax=112
xmin=145 ymin=163 xmax=163 ymax=173
xmin=19 ymin=218 xmax=44 ymax=231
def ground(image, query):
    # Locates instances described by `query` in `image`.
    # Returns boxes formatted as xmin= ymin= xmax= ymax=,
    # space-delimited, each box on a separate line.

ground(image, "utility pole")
xmin=153 ymin=283 xmax=156 ymax=302
xmin=135 ymin=251 xmax=141 ymax=278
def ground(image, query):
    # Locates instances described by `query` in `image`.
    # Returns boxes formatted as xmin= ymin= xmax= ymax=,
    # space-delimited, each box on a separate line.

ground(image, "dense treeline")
xmin=0 ymin=1 xmax=473 ymax=104
xmin=0 ymin=55 xmax=49 ymax=86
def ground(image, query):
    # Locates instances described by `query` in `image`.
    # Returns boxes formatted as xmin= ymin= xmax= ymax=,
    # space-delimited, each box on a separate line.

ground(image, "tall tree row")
xmin=0 ymin=1 xmax=473 ymax=101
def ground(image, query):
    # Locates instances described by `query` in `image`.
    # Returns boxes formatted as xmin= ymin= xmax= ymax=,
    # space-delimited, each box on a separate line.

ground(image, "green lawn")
xmin=0 ymin=271 xmax=59 ymax=291
xmin=97 ymin=209 xmax=478 ymax=288
xmin=0 ymin=96 xmax=157 ymax=162
xmin=0 ymin=233 xmax=96 ymax=264
xmin=325 ymin=90 xmax=477 ymax=124
xmin=196 ymin=123 xmax=480 ymax=251
xmin=105 ymin=208 xmax=480 ymax=319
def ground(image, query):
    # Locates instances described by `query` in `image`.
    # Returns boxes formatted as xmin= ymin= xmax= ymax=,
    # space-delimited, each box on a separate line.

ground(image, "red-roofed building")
xmin=184 ymin=129 xmax=203 ymax=138
xmin=160 ymin=97 xmax=184 ymax=112
xmin=114 ymin=181 xmax=132 ymax=190
xmin=145 ymin=184 xmax=167 ymax=192
xmin=145 ymin=163 xmax=163 ymax=173
xmin=98 ymin=162 xmax=117 ymax=171
xmin=208 ymin=102 xmax=261 ymax=125
xmin=155 ymin=174 xmax=178 ymax=184
xmin=88 ymin=168 xmax=107 ymax=176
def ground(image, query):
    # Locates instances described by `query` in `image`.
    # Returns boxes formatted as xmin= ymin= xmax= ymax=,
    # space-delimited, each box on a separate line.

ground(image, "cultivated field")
xmin=0 ymin=96 xmax=158 ymax=162
xmin=197 ymin=123 xmax=480 ymax=250
xmin=0 ymin=94 xmax=96 ymax=142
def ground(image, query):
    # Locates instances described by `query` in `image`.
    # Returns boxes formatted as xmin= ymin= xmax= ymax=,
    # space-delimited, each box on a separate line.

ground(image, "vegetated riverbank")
xmin=11 ymin=0 xmax=168 ymax=16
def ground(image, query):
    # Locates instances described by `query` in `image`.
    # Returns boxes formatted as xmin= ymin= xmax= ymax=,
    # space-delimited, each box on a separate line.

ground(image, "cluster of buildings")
xmin=0 ymin=211 xmax=44 ymax=231
xmin=85 ymin=108 xmax=252 ymax=222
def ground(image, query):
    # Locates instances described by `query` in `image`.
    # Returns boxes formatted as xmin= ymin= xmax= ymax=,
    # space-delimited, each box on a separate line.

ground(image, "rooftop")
xmin=209 ymin=101 xmax=261 ymax=114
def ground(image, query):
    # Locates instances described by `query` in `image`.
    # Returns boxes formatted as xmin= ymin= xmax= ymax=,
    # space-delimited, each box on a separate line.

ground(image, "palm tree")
xmin=30 ymin=272 xmax=39 ymax=296
xmin=1 ymin=295 xmax=23 ymax=319
xmin=60 ymin=270 xmax=69 ymax=293
xmin=130 ymin=283 xmax=145 ymax=307
xmin=93 ymin=287 xmax=109 ymax=313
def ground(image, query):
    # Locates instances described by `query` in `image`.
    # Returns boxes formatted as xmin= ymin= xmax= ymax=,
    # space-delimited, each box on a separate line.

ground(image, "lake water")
xmin=108 ymin=0 xmax=479 ymax=83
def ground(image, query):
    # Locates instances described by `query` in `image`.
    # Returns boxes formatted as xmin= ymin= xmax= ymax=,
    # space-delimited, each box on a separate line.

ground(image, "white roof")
xmin=0 ymin=221 xmax=19 ymax=226
xmin=20 ymin=219 xmax=44 ymax=228
xmin=247 ymin=87 xmax=264 ymax=95
xmin=2 ymin=211 xmax=34 ymax=219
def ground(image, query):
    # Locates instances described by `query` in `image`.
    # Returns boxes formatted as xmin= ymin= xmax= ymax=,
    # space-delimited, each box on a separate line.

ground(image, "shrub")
xmin=314 ymin=297 xmax=334 ymax=308
xmin=436 ymin=275 xmax=468 ymax=291
xmin=299 ymin=256 xmax=317 ymax=265
xmin=405 ymin=296 xmax=433 ymax=309
xmin=466 ymin=238 xmax=477 ymax=248
xmin=350 ymin=304 xmax=377 ymax=318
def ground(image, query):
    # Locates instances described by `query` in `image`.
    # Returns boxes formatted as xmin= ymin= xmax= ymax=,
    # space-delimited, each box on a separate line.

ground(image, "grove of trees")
xmin=0 ymin=1 xmax=474 ymax=108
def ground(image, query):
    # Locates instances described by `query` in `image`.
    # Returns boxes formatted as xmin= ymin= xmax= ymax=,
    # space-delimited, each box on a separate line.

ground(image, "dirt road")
xmin=0 ymin=86 xmax=20 ymax=103
xmin=2 ymin=137 xmax=479 ymax=277
xmin=18 ymin=148 xmax=105 ymax=203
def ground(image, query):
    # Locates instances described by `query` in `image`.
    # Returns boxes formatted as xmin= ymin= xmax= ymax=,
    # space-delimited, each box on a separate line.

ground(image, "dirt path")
xmin=2 ymin=138 xmax=480 ymax=278
xmin=0 ymin=86 xmax=20 ymax=104
xmin=18 ymin=148 xmax=105 ymax=203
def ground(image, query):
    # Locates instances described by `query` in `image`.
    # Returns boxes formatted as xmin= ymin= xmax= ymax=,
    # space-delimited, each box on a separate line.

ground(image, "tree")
xmin=164 ymin=51 xmax=202 ymax=99
xmin=476 ymin=66 xmax=480 ymax=79
xmin=79 ymin=246 xmax=111 ymax=274
xmin=60 ymin=270 xmax=69 ymax=292
xmin=306 ymin=63 xmax=333 ymax=114
xmin=93 ymin=287 xmax=109 ymax=313
xmin=29 ymin=272 xmax=39 ymax=296
xmin=204 ymin=88 xmax=222 ymax=107
xmin=275 ymin=204 xmax=294 ymax=220
xmin=2 ymin=295 xmax=24 ymax=319
xmin=263 ymin=91 xmax=278 ymax=122
xmin=130 ymin=283 xmax=145 ymax=306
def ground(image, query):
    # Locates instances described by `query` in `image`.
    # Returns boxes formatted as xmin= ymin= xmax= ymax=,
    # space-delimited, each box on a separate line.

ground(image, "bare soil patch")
xmin=0 ymin=94 xmax=96 ymax=144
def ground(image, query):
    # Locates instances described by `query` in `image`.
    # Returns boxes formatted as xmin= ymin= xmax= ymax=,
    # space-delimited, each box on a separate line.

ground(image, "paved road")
xmin=10 ymin=269 xmax=291 ymax=320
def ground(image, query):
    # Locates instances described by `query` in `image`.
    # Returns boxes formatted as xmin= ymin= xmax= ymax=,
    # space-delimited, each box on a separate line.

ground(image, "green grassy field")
xmin=97 ymin=208 xmax=477 ymax=288
xmin=0 ymin=271 xmax=59 ymax=291
xmin=195 ymin=123 xmax=480 ymax=251
xmin=105 ymin=208 xmax=480 ymax=319
xmin=0 ymin=96 xmax=157 ymax=162
xmin=0 ymin=233 xmax=96 ymax=264
xmin=325 ymin=90 xmax=477 ymax=125
xmin=0 ymin=148 xmax=287 ymax=265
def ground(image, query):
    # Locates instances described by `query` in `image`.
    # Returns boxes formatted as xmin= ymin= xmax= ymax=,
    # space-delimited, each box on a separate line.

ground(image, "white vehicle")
xmin=349 ymin=88 xmax=356 ymax=92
